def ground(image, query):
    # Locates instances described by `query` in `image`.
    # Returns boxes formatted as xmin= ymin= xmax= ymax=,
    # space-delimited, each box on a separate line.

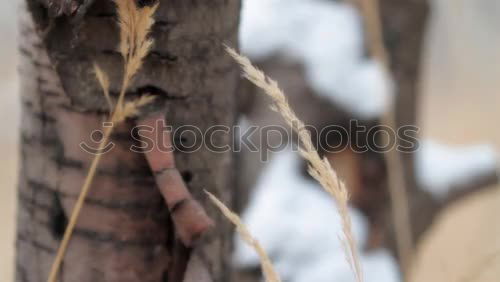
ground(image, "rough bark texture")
xmin=17 ymin=0 xmax=240 ymax=281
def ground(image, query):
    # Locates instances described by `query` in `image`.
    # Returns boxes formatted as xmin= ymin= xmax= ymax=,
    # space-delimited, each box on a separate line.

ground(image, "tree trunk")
xmin=16 ymin=0 xmax=240 ymax=281
xmin=378 ymin=0 xmax=440 ymax=249
xmin=379 ymin=0 xmax=429 ymax=195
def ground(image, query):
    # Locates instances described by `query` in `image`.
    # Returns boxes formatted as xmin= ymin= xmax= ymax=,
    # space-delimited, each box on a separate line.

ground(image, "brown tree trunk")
xmin=16 ymin=0 xmax=240 ymax=281
xmin=378 ymin=0 xmax=440 ymax=250
xmin=379 ymin=0 xmax=429 ymax=195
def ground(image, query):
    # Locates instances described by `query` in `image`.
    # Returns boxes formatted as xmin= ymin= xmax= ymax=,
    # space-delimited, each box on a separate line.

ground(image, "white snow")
xmin=293 ymin=249 xmax=399 ymax=282
xmin=239 ymin=0 xmax=394 ymax=118
xmin=416 ymin=139 xmax=498 ymax=199
xmin=233 ymin=149 xmax=400 ymax=282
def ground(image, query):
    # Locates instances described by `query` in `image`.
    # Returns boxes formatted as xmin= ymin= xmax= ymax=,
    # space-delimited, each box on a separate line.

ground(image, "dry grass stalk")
xmin=206 ymin=191 xmax=282 ymax=282
xmin=115 ymin=0 xmax=157 ymax=114
xmin=118 ymin=94 xmax=156 ymax=122
xmin=47 ymin=2 xmax=157 ymax=281
xmin=226 ymin=46 xmax=364 ymax=282
xmin=354 ymin=0 xmax=414 ymax=272
xmin=93 ymin=64 xmax=112 ymax=110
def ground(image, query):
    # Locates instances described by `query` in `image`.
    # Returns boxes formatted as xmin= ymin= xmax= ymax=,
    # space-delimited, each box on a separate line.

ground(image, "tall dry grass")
xmin=207 ymin=191 xmax=282 ymax=282
xmin=225 ymin=46 xmax=364 ymax=282
xmin=47 ymin=1 xmax=157 ymax=281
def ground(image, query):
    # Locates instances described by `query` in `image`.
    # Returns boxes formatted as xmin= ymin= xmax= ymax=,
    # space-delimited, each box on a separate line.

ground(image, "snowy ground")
xmin=234 ymin=143 xmax=497 ymax=281
xmin=234 ymin=149 xmax=400 ymax=282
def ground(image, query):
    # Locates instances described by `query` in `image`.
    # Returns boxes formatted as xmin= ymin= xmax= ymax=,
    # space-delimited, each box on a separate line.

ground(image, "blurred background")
xmin=1 ymin=0 xmax=500 ymax=281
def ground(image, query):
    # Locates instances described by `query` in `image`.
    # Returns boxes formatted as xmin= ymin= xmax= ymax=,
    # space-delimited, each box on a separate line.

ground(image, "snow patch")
xmin=234 ymin=149 xmax=400 ymax=282
xmin=293 ymin=249 xmax=400 ymax=282
xmin=416 ymin=140 xmax=498 ymax=199
xmin=239 ymin=0 xmax=394 ymax=118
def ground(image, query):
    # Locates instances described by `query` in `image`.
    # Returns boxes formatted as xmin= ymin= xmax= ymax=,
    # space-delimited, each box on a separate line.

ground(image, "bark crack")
xmin=49 ymin=192 xmax=68 ymax=240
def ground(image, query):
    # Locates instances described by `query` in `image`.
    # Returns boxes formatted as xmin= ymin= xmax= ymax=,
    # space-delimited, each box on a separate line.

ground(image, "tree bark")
xmin=16 ymin=0 xmax=240 ymax=281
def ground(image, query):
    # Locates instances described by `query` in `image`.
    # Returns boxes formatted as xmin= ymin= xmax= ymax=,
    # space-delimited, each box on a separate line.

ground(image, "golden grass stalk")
xmin=47 ymin=125 xmax=113 ymax=282
xmin=226 ymin=46 xmax=364 ymax=282
xmin=93 ymin=64 xmax=112 ymax=110
xmin=353 ymin=0 xmax=414 ymax=272
xmin=115 ymin=0 xmax=157 ymax=114
xmin=118 ymin=95 xmax=156 ymax=121
xmin=47 ymin=2 xmax=157 ymax=281
xmin=206 ymin=191 xmax=282 ymax=282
